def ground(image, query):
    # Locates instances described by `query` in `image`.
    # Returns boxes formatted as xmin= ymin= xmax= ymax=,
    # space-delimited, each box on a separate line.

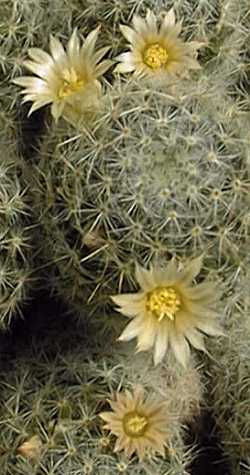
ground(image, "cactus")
xmin=0 ymin=99 xmax=35 ymax=329
xmin=207 ymin=269 xmax=250 ymax=475
xmin=29 ymin=71 xmax=249 ymax=323
xmin=0 ymin=329 xmax=202 ymax=474
xmin=2 ymin=0 xmax=250 ymax=473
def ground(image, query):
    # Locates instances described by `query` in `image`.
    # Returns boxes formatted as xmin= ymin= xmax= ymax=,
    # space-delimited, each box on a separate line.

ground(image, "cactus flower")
xmin=13 ymin=28 xmax=112 ymax=124
xmin=100 ymin=386 xmax=170 ymax=460
xmin=115 ymin=9 xmax=202 ymax=80
xmin=112 ymin=255 xmax=223 ymax=367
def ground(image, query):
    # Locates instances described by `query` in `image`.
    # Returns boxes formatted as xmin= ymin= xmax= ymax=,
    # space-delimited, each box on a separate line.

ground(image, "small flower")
xmin=100 ymin=385 xmax=170 ymax=460
xmin=115 ymin=9 xmax=202 ymax=80
xmin=13 ymin=28 xmax=112 ymax=125
xmin=112 ymin=255 xmax=223 ymax=367
xmin=17 ymin=435 xmax=43 ymax=460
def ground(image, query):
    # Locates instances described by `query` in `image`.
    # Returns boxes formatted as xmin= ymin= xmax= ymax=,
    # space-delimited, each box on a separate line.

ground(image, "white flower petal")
xmin=169 ymin=330 xmax=190 ymax=367
xmin=81 ymin=26 xmax=100 ymax=58
xmin=49 ymin=35 xmax=66 ymax=63
xmin=195 ymin=319 xmax=224 ymax=337
xmin=153 ymin=327 xmax=168 ymax=365
xmin=135 ymin=263 xmax=155 ymax=290
xmin=51 ymin=100 xmax=65 ymax=121
xmin=132 ymin=14 xmax=148 ymax=37
xmin=115 ymin=51 xmax=136 ymax=65
xmin=118 ymin=316 xmax=143 ymax=341
xmin=13 ymin=76 xmax=46 ymax=89
xmin=178 ymin=255 xmax=204 ymax=284
xmin=92 ymin=46 xmax=111 ymax=64
xmin=23 ymin=60 xmax=57 ymax=81
xmin=67 ymin=28 xmax=80 ymax=62
xmin=185 ymin=282 xmax=219 ymax=302
xmin=136 ymin=317 xmax=156 ymax=351
xmin=120 ymin=25 xmax=144 ymax=47
xmin=27 ymin=99 xmax=52 ymax=115
xmin=28 ymin=48 xmax=54 ymax=65
xmin=152 ymin=258 xmax=179 ymax=285
xmin=94 ymin=59 xmax=113 ymax=77
xmin=184 ymin=328 xmax=207 ymax=352
xmin=145 ymin=10 xmax=157 ymax=34
xmin=112 ymin=292 xmax=144 ymax=306
xmin=114 ymin=62 xmax=136 ymax=73
xmin=163 ymin=8 xmax=176 ymax=27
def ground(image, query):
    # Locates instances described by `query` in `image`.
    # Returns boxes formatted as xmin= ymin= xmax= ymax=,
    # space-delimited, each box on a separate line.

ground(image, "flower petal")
xmin=120 ymin=25 xmax=145 ymax=47
xmin=195 ymin=319 xmax=225 ymax=337
xmin=169 ymin=330 xmax=190 ymax=367
xmin=51 ymin=100 xmax=65 ymax=121
xmin=49 ymin=35 xmax=66 ymax=63
xmin=81 ymin=26 xmax=100 ymax=59
xmin=184 ymin=328 xmax=207 ymax=352
xmin=136 ymin=317 xmax=156 ymax=351
xmin=27 ymin=98 xmax=52 ymax=115
xmin=28 ymin=48 xmax=54 ymax=65
xmin=132 ymin=14 xmax=148 ymax=36
xmin=111 ymin=292 xmax=144 ymax=317
xmin=178 ymin=255 xmax=204 ymax=284
xmin=118 ymin=316 xmax=144 ymax=341
xmin=114 ymin=62 xmax=136 ymax=73
xmin=145 ymin=10 xmax=157 ymax=34
xmin=153 ymin=326 xmax=168 ymax=365
xmin=23 ymin=60 xmax=57 ymax=81
xmin=67 ymin=28 xmax=80 ymax=63
xmin=135 ymin=263 xmax=155 ymax=290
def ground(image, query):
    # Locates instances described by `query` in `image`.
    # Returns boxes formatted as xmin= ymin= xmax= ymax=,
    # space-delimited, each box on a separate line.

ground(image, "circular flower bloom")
xmin=111 ymin=255 xmax=223 ymax=367
xmin=99 ymin=386 xmax=170 ymax=460
xmin=13 ymin=28 xmax=112 ymax=125
xmin=115 ymin=9 xmax=202 ymax=80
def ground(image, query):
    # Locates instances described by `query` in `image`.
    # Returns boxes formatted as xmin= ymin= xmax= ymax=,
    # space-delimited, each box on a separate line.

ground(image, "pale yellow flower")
xmin=100 ymin=385 xmax=170 ymax=460
xmin=112 ymin=256 xmax=223 ymax=367
xmin=13 ymin=28 xmax=112 ymax=125
xmin=115 ymin=9 xmax=202 ymax=80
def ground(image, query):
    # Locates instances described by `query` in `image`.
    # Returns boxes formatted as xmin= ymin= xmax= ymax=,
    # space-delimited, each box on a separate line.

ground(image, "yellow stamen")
xmin=144 ymin=43 xmax=168 ymax=70
xmin=146 ymin=287 xmax=181 ymax=321
xmin=123 ymin=411 xmax=148 ymax=438
xmin=58 ymin=67 xmax=85 ymax=98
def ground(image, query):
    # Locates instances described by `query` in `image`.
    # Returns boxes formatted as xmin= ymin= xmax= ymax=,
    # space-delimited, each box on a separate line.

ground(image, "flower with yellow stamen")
xmin=99 ymin=386 xmax=170 ymax=460
xmin=112 ymin=255 xmax=223 ymax=367
xmin=13 ymin=27 xmax=112 ymax=125
xmin=115 ymin=9 xmax=202 ymax=80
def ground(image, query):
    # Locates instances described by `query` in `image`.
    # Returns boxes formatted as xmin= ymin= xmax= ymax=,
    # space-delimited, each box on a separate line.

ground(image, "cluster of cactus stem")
xmin=0 ymin=329 xmax=201 ymax=475
xmin=0 ymin=99 xmax=34 ymax=329
xmin=0 ymin=0 xmax=249 ymax=473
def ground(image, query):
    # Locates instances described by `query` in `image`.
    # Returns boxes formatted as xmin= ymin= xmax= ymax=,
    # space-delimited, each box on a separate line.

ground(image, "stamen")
xmin=58 ymin=67 xmax=85 ymax=98
xmin=123 ymin=411 xmax=148 ymax=438
xmin=146 ymin=287 xmax=181 ymax=321
xmin=144 ymin=43 xmax=168 ymax=70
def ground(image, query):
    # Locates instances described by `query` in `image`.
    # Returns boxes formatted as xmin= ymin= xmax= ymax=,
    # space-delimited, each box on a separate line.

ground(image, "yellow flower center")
xmin=143 ymin=43 xmax=168 ymax=70
xmin=146 ymin=287 xmax=181 ymax=322
xmin=58 ymin=67 xmax=85 ymax=99
xmin=123 ymin=411 xmax=148 ymax=438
